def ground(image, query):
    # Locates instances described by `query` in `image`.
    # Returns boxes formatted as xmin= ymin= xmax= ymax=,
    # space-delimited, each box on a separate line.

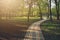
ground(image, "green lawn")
xmin=2 ymin=17 xmax=40 ymax=25
xmin=41 ymin=20 xmax=60 ymax=40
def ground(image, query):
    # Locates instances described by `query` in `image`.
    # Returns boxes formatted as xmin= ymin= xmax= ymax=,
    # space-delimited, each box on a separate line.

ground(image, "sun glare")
xmin=0 ymin=0 xmax=22 ymax=17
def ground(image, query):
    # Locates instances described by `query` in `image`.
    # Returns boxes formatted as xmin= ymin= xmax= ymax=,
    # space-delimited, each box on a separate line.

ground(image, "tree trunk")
xmin=49 ymin=0 xmax=52 ymax=20
xmin=39 ymin=5 xmax=43 ymax=20
xmin=40 ymin=11 xmax=43 ymax=20
xmin=47 ymin=0 xmax=50 ymax=19
xmin=55 ymin=0 xmax=60 ymax=20
xmin=57 ymin=1 xmax=59 ymax=20
xmin=27 ymin=0 xmax=32 ymax=26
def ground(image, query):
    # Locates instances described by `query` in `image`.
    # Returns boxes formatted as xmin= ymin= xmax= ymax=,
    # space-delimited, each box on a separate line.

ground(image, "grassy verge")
xmin=41 ymin=20 xmax=60 ymax=40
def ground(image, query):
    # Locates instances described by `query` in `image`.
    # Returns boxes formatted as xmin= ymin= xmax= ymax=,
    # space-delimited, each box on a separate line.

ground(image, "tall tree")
xmin=49 ymin=0 xmax=52 ymax=20
xmin=55 ymin=0 xmax=60 ymax=20
xmin=37 ymin=0 xmax=43 ymax=20
xmin=47 ymin=0 xmax=50 ymax=19
xmin=25 ymin=0 xmax=33 ymax=26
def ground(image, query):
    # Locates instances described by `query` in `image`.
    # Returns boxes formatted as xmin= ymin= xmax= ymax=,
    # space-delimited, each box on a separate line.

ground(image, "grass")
xmin=3 ymin=17 xmax=40 ymax=25
xmin=41 ymin=20 xmax=60 ymax=40
xmin=0 ymin=17 xmax=40 ymax=39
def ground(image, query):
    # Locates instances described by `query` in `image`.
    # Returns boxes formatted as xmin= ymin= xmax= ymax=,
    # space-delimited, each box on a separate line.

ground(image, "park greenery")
xmin=41 ymin=20 xmax=60 ymax=40
xmin=0 ymin=0 xmax=60 ymax=20
xmin=0 ymin=0 xmax=60 ymax=35
xmin=0 ymin=0 xmax=59 ymax=31
xmin=0 ymin=0 xmax=60 ymax=40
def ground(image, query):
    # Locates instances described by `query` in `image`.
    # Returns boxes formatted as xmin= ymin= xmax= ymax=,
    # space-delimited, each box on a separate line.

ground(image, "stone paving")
xmin=24 ymin=20 xmax=46 ymax=40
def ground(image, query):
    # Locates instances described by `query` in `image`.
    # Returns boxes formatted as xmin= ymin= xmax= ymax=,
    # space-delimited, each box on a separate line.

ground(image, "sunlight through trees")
xmin=0 ymin=0 xmax=60 ymax=20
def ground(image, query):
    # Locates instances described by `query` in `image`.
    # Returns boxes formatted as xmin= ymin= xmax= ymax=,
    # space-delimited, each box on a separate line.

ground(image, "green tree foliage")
xmin=1 ymin=0 xmax=60 ymax=20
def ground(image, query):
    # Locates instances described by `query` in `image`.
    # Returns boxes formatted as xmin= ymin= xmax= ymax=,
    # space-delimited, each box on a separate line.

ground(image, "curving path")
xmin=0 ymin=19 xmax=47 ymax=40
xmin=24 ymin=20 xmax=47 ymax=40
